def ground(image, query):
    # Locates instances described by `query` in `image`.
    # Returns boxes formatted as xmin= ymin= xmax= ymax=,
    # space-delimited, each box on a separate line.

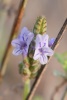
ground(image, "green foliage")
xmin=54 ymin=53 xmax=64 ymax=65
xmin=19 ymin=62 xmax=31 ymax=76
xmin=29 ymin=59 xmax=40 ymax=78
xmin=54 ymin=52 xmax=67 ymax=72
xmin=54 ymin=52 xmax=67 ymax=79
xmin=19 ymin=62 xmax=24 ymax=74
xmin=63 ymin=60 xmax=67 ymax=72
xmin=33 ymin=96 xmax=43 ymax=100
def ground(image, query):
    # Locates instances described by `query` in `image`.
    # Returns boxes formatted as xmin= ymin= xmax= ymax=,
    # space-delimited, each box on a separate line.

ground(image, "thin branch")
xmin=26 ymin=19 xmax=67 ymax=100
xmin=61 ymin=87 xmax=67 ymax=100
xmin=0 ymin=0 xmax=28 ymax=76
xmin=51 ymin=80 xmax=67 ymax=100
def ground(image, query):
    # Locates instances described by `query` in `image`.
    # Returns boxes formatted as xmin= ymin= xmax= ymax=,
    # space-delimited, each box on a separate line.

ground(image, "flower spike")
xmin=33 ymin=16 xmax=47 ymax=35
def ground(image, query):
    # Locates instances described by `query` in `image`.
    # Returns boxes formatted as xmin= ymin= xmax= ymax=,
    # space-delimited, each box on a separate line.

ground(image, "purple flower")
xmin=11 ymin=27 xmax=34 ymax=56
xmin=33 ymin=34 xmax=54 ymax=65
xmin=49 ymin=38 xmax=55 ymax=47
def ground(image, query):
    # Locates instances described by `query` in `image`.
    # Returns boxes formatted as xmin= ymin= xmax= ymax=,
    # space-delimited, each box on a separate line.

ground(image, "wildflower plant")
xmin=11 ymin=16 xmax=54 ymax=99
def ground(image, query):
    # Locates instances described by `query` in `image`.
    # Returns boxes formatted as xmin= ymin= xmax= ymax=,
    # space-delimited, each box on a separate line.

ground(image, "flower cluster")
xmin=11 ymin=27 xmax=54 ymax=65
xmin=11 ymin=16 xmax=55 ymax=80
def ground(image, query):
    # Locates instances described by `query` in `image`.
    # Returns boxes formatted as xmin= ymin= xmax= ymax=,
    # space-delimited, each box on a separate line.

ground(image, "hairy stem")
xmin=23 ymin=79 xmax=30 ymax=100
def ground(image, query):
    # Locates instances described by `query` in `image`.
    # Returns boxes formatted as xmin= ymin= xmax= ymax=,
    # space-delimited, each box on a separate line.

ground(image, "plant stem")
xmin=23 ymin=79 xmax=30 ymax=100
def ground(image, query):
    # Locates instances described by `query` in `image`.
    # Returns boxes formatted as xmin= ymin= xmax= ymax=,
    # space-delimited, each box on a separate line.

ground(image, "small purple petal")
xmin=49 ymin=38 xmax=55 ymax=47
xmin=33 ymin=49 xmax=40 ymax=60
xmin=20 ymin=27 xmax=30 ymax=41
xmin=12 ymin=48 xmax=23 ymax=56
xmin=43 ymin=43 xmax=46 ymax=47
xmin=11 ymin=39 xmax=20 ymax=47
xmin=39 ymin=55 xmax=48 ymax=65
xmin=26 ymin=32 xmax=34 ymax=46
xmin=35 ymin=34 xmax=42 ymax=48
xmin=22 ymin=48 xmax=28 ymax=57
xmin=39 ymin=42 xmax=41 ymax=47
xmin=18 ymin=27 xmax=29 ymax=42
xmin=43 ymin=47 xmax=54 ymax=56
xmin=42 ymin=34 xmax=49 ymax=47
xmin=20 ymin=27 xmax=29 ymax=37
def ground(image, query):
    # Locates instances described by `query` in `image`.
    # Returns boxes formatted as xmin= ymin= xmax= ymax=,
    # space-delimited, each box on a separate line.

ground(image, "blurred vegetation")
xmin=52 ymin=52 xmax=67 ymax=100
xmin=33 ymin=96 xmax=43 ymax=100
xmin=54 ymin=52 xmax=67 ymax=79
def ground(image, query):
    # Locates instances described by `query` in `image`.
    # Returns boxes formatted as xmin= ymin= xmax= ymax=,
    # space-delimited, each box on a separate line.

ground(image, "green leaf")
xmin=19 ymin=62 xmax=24 ymax=74
xmin=54 ymin=53 xmax=67 ymax=72
xmin=54 ymin=53 xmax=64 ymax=65
xmin=63 ymin=60 xmax=67 ymax=72
xmin=62 ymin=52 xmax=67 ymax=59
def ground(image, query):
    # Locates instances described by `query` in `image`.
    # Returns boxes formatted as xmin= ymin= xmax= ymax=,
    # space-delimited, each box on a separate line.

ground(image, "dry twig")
xmin=61 ymin=87 xmax=67 ymax=100
xmin=51 ymin=80 xmax=67 ymax=100
xmin=0 ymin=0 xmax=28 ymax=76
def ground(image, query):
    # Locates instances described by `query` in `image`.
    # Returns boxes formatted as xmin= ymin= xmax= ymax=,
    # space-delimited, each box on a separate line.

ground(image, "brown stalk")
xmin=61 ymin=87 xmax=67 ymax=100
xmin=0 ymin=0 xmax=28 ymax=76
xmin=51 ymin=80 xmax=67 ymax=100
xmin=26 ymin=19 xmax=67 ymax=100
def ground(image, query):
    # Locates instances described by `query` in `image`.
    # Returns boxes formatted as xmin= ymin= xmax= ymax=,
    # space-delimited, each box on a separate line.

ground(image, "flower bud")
xmin=33 ymin=16 xmax=47 ymax=34
xmin=29 ymin=60 xmax=40 ymax=78
xmin=19 ymin=62 xmax=24 ymax=74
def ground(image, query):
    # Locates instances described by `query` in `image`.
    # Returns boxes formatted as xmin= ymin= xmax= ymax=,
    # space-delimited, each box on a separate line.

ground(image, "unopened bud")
xmin=33 ymin=16 xmax=47 ymax=34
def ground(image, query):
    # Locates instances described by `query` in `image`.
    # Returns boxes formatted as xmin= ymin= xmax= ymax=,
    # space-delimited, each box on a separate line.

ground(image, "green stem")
xmin=23 ymin=79 xmax=30 ymax=100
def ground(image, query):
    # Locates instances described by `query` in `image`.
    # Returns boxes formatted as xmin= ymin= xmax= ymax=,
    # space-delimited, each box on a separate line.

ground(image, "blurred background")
xmin=0 ymin=0 xmax=67 ymax=100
